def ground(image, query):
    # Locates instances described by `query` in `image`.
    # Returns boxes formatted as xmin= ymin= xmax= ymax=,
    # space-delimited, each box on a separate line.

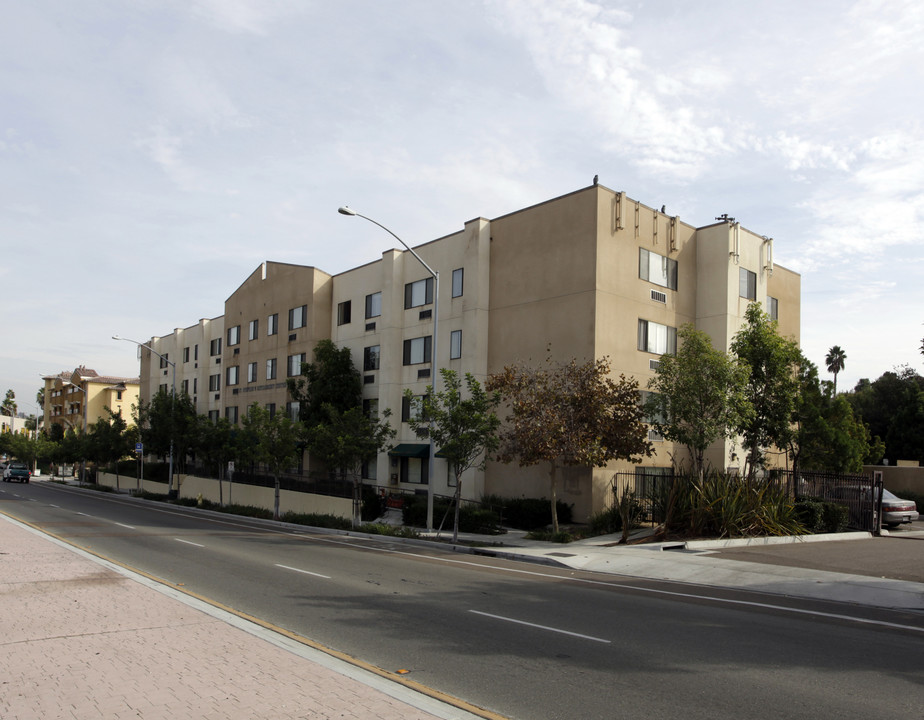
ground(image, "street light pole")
xmin=338 ymin=206 xmax=439 ymax=532
xmin=113 ymin=335 xmax=176 ymax=495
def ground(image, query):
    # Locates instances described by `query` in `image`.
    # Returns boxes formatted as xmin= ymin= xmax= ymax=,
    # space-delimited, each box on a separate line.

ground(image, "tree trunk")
xmin=352 ymin=476 xmax=361 ymax=529
xmin=452 ymin=477 xmax=462 ymax=544
xmin=549 ymin=462 xmax=559 ymax=535
xmin=273 ymin=474 xmax=280 ymax=520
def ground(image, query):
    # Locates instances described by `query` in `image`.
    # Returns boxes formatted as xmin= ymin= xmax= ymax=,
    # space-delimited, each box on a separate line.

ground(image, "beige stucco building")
xmin=138 ymin=184 xmax=800 ymax=520
xmin=41 ymin=366 xmax=139 ymax=432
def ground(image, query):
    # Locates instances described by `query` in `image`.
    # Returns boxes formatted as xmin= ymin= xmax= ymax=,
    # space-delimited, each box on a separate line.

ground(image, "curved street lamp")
xmin=338 ymin=206 xmax=438 ymax=532
xmin=113 ymin=335 xmax=176 ymax=495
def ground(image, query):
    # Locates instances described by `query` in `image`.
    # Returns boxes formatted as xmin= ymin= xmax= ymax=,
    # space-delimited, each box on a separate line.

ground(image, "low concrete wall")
xmin=863 ymin=465 xmax=924 ymax=496
xmin=96 ymin=472 xmax=352 ymax=519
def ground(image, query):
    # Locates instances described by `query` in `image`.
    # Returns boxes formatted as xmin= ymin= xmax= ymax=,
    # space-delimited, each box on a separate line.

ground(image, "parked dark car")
xmin=2 ymin=462 xmax=31 ymax=483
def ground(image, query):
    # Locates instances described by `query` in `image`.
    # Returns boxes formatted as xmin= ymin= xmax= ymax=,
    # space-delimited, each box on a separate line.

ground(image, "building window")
xmin=337 ymin=300 xmax=352 ymax=326
xmin=400 ymin=456 xmax=429 ymax=485
xmin=363 ymin=345 xmax=380 ymax=371
xmin=159 ymin=353 xmax=169 ymax=369
xmin=266 ymin=357 xmax=277 ymax=380
xmin=363 ymin=398 xmax=379 ymax=419
xmin=767 ymin=296 xmax=779 ymax=321
xmin=208 ymin=410 xmax=219 ymax=423
xmin=227 ymin=326 xmax=241 ymax=346
xmin=450 ymin=329 xmax=462 ymax=359
xmin=404 ymin=277 xmax=434 ymax=309
xmin=739 ymin=268 xmax=757 ymax=300
xmin=209 ymin=374 xmax=221 ymax=392
xmin=183 ymin=347 xmax=190 ymax=363
xmin=365 ymin=292 xmax=382 ymax=319
xmin=288 ymin=353 xmax=306 ymax=377
xmin=227 ymin=366 xmax=240 ymax=386
xmin=194 ymin=344 xmax=199 ymax=361
xmin=210 ymin=338 xmax=222 ymax=356
xmin=361 ymin=458 xmax=377 ymax=481
xmin=181 ymin=380 xmax=189 ymax=395
xmin=268 ymin=313 xmax=279 ymax=336
xmin=249 ymin=319 xmax=259 ymax=341
xmin=193 ymin=377 xmax=198 ymax=394
xmin=247 ymin=362 xmax=258 ymax=383
xmin=225 ymin=406 xmax=238 ymax=424
xmin=452 ymin=268 xmax=464 ymax=298
xmin=639 ymin=248 xmax=678 ymax=291
xmin=286 ymin=401 xmax=300 ymax=422
xmin=637 ymin=319 xmax=677 ymax=355
xmin=403 ymin=336 xmax=432 ymax=365
xmin=289 ymin=305 xmax=307 ymax=330
xmin=402 ymin=394 xmax=428 ymax=422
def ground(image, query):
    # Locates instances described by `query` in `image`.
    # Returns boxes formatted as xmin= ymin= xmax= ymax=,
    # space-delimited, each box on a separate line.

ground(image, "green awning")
xmin=388 ymin=443 xmax=431 ymax=459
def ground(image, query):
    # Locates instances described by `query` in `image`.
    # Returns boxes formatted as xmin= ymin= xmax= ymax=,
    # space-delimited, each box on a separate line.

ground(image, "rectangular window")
xmin=363 ymin=398 xmax=379 ymax=419
xmin=210 ymin=338 xmax=222 ymax=356
xmin=225 ymin=406 xmax=238 ymax=424
xmin=159 ymin=353 xmax=169 ymax=369
xmin=767 ymin=296 xmax=779 ymax=321
xmin=227 ymin=326 xmax=241 ymax=346
xmin=266 ymin=357 xmax=277 ymax=380
xmin=181 ymin=380 xmax=189 ymax=395
xmin=267 ymin=313 xmax=279 ymax=336
xmin=286 ymin=401 xmax=300 ymax=422
xmin=249 ymin=319 xmax=259 ymax=341
xmin=739 ymin=267 xmax=757 ymax=300
xmin=194 ymin=344 xmax=199 ymax=361
xmin=364 ymin=345 xmax=380 ymax=371
xmin=401 ymin=394 xmax=428 ymax=422
xmin=265 ymin=403 xmax=276 ymax=419
xmin=227 ymin=366 xmax=239 ymax=386
xmin=452 ymin=268 xmax=464 ymax=298
xmin=289 ymin=305 xmax=307 ymax=330
xmin=637 ymin=319 xmax=677 ymax=355
xmin=183 ymin=347 xmax=190 ymax=363
xmin=247 ymin=362 xmax=258 ymax=383
xmin=361 ymin=458 xmax=377 ymax=481
xmin=639 ymin=248 xmax=678 ymax=291
xmin=365 ymin=292 xmax=382 ymax=319
xmin=288 ymin=353 xmax=306 ymax=377
xmin=209 ymin=374 xmax=221 ymax=392
xmin=193 ymin=377 xmax=198 ymax=394
xmin=208 ymin=410 xmax=219 ymax=423
xmin=402 ymin=336 xmax=432 ymax=365
xmin=337 ymin=300 xmax=352 ymax=326
xmin=404 ymin=277 xmax=434 ymax=309
xmin=450 ymin=329 xmax=462 ymax=359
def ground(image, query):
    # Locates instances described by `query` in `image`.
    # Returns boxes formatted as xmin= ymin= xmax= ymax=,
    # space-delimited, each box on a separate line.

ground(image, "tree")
xmin=645 ymin=324 xmax=751 ymax=479
xmin=789 ymin=358 xmax=870 ymax=474
xmin=1 ymin=389 xmax=16 ymax=416
xmin=288 ymin=339 xmax=362 ymax=429
xmin=86 ymin=408 xmax=133 ymax=488
xmin=406 ymin=370 xmax=501 ymax=542
xmin=241 ymin=403 xmax=304 ymax=520
xmin=730 ymin=304 xmax=802 ymax=481
xmin=487 ymin=356 xmax=652 ymax=534
xmin=134 ymin=390 xmax=199 ymax=476
xmin=846 ymin=366 xmax=924 ymax=464
xmin=825 ymin=345 xmax=847 ymax=394
xmin=195 ymin=415 xmax=235 ymax=503
xmin=307 ymin=405 xmax=395 ymax=528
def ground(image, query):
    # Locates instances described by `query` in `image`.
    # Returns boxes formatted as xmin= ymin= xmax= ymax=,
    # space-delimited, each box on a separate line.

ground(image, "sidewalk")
xmin=0 ymin=514 xmax=488 ymax=720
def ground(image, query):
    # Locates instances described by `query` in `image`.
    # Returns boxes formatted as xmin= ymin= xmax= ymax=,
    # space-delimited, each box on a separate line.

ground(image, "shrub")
xmin=402 ymin=495 xmax=503 ymax=534
xmin=359 ymin=523 xmax=421 ymax=538
xmin=794 ymin=499 xmax=824 ymax=533
xmin=481 ymin=495 xmax=573 ymax=530
xmin=821 ymin=502 xmax=849 ymax=533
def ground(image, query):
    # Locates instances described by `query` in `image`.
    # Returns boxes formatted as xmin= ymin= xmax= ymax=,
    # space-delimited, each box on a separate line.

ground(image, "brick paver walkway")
xmin=0 ymin=515 xmax=472 ymax=719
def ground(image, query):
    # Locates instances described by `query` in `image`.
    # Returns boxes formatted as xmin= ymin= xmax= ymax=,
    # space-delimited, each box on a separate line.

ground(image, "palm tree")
xmin=825 ymin=345 xmax=847 ymax=394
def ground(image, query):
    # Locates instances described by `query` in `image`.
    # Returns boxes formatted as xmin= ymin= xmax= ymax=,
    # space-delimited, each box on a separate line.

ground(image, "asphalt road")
xmin=3 ymin=481 xmax=924 ymax=720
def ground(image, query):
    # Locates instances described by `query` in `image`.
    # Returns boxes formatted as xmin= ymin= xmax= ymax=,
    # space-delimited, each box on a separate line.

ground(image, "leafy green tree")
xmin=488 ymin=356 xmax=652 ymax=534
xmin=195 ymin=415 xmax=235 ymax=499
xmin=846 ymin=366 xmax=924 ymax=464
xmin=288 ymin=339 xmax=362 ymax=429
xmin=406 ymin=370 xmax=501 ymax=542
xmin=134 ymin=390 xmax=199 ymax=478
xmin=86 ymin=408 xmax=134 ymax=488
xmin=1 ymin=389 xmax=16 ymax=416
xmin=241 ymin=403 xmax=304 ymax=520
xmin=789 ymin=358 xmax=870 ymax=473
xmin=307 ymin=404 xmax=395 ymax=528
xmin=645 ymin=324 xmax=751 ymax=479
xmin=825 ymin=345 xmax=847 ymax=394
xmin=730 ymin=304 xmax=802 ymax=480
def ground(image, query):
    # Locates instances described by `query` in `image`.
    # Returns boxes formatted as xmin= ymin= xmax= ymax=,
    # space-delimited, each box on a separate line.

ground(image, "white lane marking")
xmin=470 ymin=610 xmax=611 ymax=643
xmin=114 ymin=522 xmax=135 ymax=530
xmin=49 ymin=504 xmax=59 ymax=508
xmin=275 ymin=563 xmax=331 ymax=579
xmin=175 ymin=538 xmax=205 ymax=548
xmin=76 ymin=512 xmax=90 ymax=516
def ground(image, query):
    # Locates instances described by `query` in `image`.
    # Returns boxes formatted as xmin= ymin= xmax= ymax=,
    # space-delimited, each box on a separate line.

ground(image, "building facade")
xmin=138 ymin=184 xmax=800 ymax=520
xmin=41 ymin=366 xmax=140 ymax=432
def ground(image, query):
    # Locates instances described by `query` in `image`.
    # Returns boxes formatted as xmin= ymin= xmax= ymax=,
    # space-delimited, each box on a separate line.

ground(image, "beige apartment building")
xmin=139 ymin=184 xmax=800 ymax=521
xmin=41 ymin=367 xmax=140 ymax=432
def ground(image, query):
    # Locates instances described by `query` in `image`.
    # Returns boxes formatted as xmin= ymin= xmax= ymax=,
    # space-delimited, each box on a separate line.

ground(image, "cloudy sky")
xmin=2 ymin=0 xmax=923 ymax=417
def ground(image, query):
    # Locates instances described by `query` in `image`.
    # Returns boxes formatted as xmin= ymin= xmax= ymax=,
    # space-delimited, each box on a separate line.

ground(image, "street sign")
xmin=135 ymin=442 xmax=143 ymax=453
